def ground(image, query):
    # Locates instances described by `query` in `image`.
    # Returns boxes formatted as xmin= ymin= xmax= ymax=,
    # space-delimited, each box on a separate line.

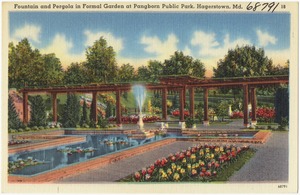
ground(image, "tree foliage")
xmin=61 ymin=94 xmax=81 ymax=127
xmin=117 ymin=63 xmax=136 ymax=82
xmin=213 ymin=45 xmax=273 ymax=78
xmin=274 ymin=87 xmax=289 ymax=124
xmin=8 ymin=95 xmax=23 ymax=130
xmin=163 ymin=51 xmax=206 ymax=78
xmin=9 ymin=39 xmax=63 ymax=88
xmin=85 ymin=37 xmax=118 ymax=83
xmin=29 ymin=95 xmax=47 ymax=127
xmin=64 ymin=62 xmax=89 ymax=85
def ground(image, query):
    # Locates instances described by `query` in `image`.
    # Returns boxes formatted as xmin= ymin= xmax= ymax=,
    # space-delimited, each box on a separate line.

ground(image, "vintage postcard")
xmin=1 ymin=1 xmax=298 ymax=193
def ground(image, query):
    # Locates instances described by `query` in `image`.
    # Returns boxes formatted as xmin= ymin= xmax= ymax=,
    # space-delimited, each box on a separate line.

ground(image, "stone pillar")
xmin=116 ymin=90 xmax=122 ymax=126
xmin=251 ymin=87 xmax=257 ymax=125
xmin=92 ymin=91 xmax=98 ymax=124
xmin=179 ymin=88 xmax=185 ymax=122
xmin=23 ymin=92 xmax=29 ymax=125
xmin=52 ymin=93 xmax=57 ymax=123
xmin=243 ymin=85 xmax=249 ymax=127
xmin=189 ymin=87 xmax=195 ymax=118
xmin=203 ymin=88 xmax=209 ymax=126
xmin=162 ymin=88 xmax=168 ymax=120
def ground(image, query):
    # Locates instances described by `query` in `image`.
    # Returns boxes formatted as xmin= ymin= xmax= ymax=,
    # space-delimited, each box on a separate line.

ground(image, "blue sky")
xmin=9 ymin=12 xmax=290 ymax=76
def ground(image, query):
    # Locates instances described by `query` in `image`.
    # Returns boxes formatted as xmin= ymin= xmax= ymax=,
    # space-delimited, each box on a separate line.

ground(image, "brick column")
xmin=243 ymin=85 xmax=249 ymax=127
xmin=52 ymin=93 xmax=57 ymax=123
xmin=189 ymin=87 xmax=195 ymax=118
xmin=116 ymin=90 xmax=122 ymax=126
xmin=92 ymin=91 xmax=98 ymax=124
xmin=179 ymin=88 xmax=185 ymax=122
xmin=23 ymin=92 xmax=29 ymax=125
xmin=162 ymin=88 xmax=168 ymax=120
xmin=251 ymin=87 xmax=257 ymax=125
xmin=203 ymin=88 xmax=209 ymax=125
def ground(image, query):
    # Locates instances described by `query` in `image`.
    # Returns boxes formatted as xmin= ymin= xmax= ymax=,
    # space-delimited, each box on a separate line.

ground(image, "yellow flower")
xmin=177 ymin=165 xmax=181 ymax=172
xmin=167 ymin=168 xmax=172 ymax=176
xmin=211 ymin=154 xmax=214 ymax=158
xmin=199 ymin=149 xmax=204 ymax=156
xmin=161 ymin=172 xmax=168 ymax=179
xmin=205 ymin=148 xmax=210 ymax=153
xmin=182 ymin=158 xmax=187 ymax=163
xmin=187 ymin=164 xmax=192 ymax=170
xmin=191 ymin=169 xmax=197 ymax=175
xmin=173 ymin=173 xmax=180 ymax=181
xmin=171 ymin=163 xmax=176 ymax=171
xmin=180 ymin=168 xmax=186 ymax=174
xmin=191 ymin=154 xmax=196 ymax=159
xmin=215 ymin=147 xmax=220 ymax=153
xmin=220 ymin=146 xmax=224 ymax=152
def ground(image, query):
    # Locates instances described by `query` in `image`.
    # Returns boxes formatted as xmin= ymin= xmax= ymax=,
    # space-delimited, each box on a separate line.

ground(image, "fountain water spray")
xmin=132 ymin=85 xmax=146 ymax=130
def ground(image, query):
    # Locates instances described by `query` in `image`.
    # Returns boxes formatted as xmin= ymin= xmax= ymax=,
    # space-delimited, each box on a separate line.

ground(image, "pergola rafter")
xmin=19 ymin=75 xmax=289 ymax=127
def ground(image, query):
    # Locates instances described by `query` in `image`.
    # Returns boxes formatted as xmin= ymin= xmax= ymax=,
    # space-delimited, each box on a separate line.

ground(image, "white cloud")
xmin=191 ymin=30 xmax=251 ymax=58
xmin=140 ymin=33 xmax=179 ymax=60
xmin=256 ymin=29 xmax=277 ymax=47
xmin=40 ymin=34 xmax=85 ymax=68
xmin=12 ymin=23 xmax=41 ymax=43
xmin=84 ymin=30 xmax=123 ymax=53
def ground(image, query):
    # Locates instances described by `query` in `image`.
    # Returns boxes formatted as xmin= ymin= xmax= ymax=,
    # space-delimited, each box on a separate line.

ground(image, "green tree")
xmin=271 ymin=60 xmax=289 ymax=75
xmin=80 ymin=99 xmax=89 ymax=126
xmin=9 ymin=39 xmax=64 ymax=88
xmin=64 ymin=62 xmax=89 ymax=85
xmin=163 ymin=51 xmax=206 ymax=77
xmin=85 ymin=37 xmax=118 ymax=83
xmin=9 ymin=39 xmax=43 ymax=88
xmin=213 ymin=45 xmax=274 ymax=97
xmin=213 ymin=45 xmax=273 ymax=78
xmin=136 ymin=66 xmax=151 ymax=81
xmin=29 ymin=95 xmax=47 ymax=127
xmin=40 ymin=53 xmax=64 ymax=86
xmin=117 ymin=63 xmax=136 ymax=82
xmin=61 ymin=94 xmax=81 ymax=127
xmin=148 ymin=60 xmax=164 ymax=82
xmin=214 ymin=100 xmax=229 ymax=122
xmin=8 ymin=95 xmax=23 ymax=130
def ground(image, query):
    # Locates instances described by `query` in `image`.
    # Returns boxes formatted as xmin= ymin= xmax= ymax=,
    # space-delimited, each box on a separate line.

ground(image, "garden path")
xmin=228 ymin=131 xmax=288 ymax=182
xmin=57 ymin=141 xmax=193 ymax=183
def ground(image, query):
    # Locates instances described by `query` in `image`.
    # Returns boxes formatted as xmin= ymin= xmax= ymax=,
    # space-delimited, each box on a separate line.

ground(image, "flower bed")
xmin=108 ymin=115 xmax=161 ymax=124
xmin=8 ymin=140 xmax=31 ymax=146
xmin=171 ymin=109 xmax=189 ymax=117
xmin=120 ymin=144 xmax=252 ymax=182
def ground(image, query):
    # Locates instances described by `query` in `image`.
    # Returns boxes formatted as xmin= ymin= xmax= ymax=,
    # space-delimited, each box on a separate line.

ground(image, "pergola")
xmin=19 ymin=75 xmax=288 ymax=127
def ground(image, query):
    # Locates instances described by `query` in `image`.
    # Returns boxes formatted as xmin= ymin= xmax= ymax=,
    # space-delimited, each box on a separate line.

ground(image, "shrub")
xmin=76 ymin=125 xmax=81 ymax=128
xmin=10 ymin=129 xmax=16 ymax=133
xmin=32 ymin=126 xmax=38 ymax=131
xmin=185 ymin=117 xmax=195 ymax=128
xmin=18 ymin=128 xmax=24 ymax=132
xmin=83 ymin=124 xmax=90 ymax=128
xmin=25 ymin=127 xmax=31 ymax=131
xmin=39 ymin=126 xmax=44 ymax=130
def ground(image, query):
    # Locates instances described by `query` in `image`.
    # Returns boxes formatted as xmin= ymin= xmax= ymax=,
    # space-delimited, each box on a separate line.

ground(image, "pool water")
xmin=8 ymin=134 xmax=165 ymax=176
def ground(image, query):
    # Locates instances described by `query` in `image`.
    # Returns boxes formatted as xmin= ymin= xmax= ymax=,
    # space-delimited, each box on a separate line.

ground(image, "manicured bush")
xmin=25 ymin=127 xmax=31 ymax=131
xmin=32 ymin=126 xmax=38 ymax=131
xmin=39 ymin=126 xmax=44 ymax=130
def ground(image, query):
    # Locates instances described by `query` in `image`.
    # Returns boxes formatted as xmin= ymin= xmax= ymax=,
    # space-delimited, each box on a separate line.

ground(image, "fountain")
xmin=130 ymin=84 xmax=154 ymax=139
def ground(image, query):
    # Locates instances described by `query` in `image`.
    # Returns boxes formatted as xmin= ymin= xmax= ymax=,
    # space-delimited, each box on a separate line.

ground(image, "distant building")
xmin=9 ymin=90 xmax=31 ymax=122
